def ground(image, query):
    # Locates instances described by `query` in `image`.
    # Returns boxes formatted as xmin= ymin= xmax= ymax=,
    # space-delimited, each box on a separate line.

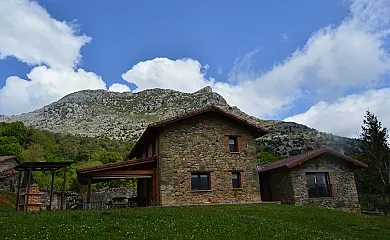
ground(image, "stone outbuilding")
xmin=0 ymin=156 xmax=20 ymax=191
xmin=258 ymin=148 xmax=367 ymax=213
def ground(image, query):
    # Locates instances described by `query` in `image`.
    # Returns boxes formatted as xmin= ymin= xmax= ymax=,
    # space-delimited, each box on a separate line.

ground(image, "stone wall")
xmin=289 ymin=154 xmax=361 ymax=213
xmin=272 ymin=171 xmax=294 ymax=204
xmin=0 ymin=170 xmax=19 ymax=192
xmin=260 ymin=170 xmax=294 ymax=204
xmin=157 ymin=112 xmax=260 ymax=206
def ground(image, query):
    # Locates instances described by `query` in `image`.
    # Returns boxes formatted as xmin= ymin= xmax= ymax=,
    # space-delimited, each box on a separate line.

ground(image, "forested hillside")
xmin=0 ymin=121 xmax=134 ymax=191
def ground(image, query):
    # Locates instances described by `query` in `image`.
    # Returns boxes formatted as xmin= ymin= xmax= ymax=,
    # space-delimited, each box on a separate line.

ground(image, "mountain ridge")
xmin=0 ymin=87 xmax=361 ymax=157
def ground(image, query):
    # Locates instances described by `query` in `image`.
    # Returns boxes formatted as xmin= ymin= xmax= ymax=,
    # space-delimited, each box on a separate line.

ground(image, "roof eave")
xmin=128 ymin=125 xmax=154 ymax=159
xmin=257 ymin=148 xmax=368 ymax=173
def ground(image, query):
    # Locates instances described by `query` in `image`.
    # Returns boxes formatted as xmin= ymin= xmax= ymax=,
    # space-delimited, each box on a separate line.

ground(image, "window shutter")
xmin=210 ymin=172 xmax=216 ymax=190
xmin=221 ymin=136 xmax=230 ymax=152
xmin=189 ymin=172 xmax=192 ymax=191
xmin=237 ymin=137 xmax=246 ymax=152
xmin=303 ymin=174 xmax=309 ymax=199
xmin=329 ymin=173 xmax=336 ymax=197
xmin=240 ymin=171 xmax=245 ymax=188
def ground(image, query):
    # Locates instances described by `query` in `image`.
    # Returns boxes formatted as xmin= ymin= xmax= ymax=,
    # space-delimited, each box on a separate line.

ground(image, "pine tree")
xmin=360 ymin=110 xmax=390 ymax=194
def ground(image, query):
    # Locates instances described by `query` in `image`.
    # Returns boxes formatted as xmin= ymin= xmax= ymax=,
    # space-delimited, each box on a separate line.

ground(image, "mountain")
xmin=0 ymin=86 xmax=361 ymax=157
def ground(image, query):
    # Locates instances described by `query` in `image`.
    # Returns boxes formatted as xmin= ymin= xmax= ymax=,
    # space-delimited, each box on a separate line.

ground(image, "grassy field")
xmin=0 ymin=203 xmax=389 ymax=240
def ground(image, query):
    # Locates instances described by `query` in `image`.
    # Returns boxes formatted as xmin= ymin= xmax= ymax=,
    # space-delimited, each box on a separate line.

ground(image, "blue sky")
xmin=1 ymin=0 xmax=390 ymax=138
xmin=1 ymin=0 xmax=347 ymax=88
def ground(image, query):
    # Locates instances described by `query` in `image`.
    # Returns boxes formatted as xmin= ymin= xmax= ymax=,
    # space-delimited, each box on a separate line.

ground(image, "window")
xmin=232 ymin=172 xmax=241 ymax=188
xmin=229 ymin=136 xmax=238 ymax=152
xmin=306 ymin=172 xmax=332 ymax=198
xmin=191 ymin=173 xmax=210 ymax=190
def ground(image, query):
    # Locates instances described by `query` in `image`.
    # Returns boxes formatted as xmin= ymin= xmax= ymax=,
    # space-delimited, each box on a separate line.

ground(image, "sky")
xmin=1 ymin=0 xmax=390 ymax=139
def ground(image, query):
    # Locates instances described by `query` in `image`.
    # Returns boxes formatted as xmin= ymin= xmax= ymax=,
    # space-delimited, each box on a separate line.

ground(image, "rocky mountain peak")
xmin=194 ymin=86 xmax=213 ymax=94
xmin=0 ymin=87 xmax=361 ymax=157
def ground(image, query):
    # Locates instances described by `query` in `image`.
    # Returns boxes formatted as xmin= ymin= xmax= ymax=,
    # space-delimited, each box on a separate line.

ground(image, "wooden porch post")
xmin=25 ymin=168 xmax=32 ymax=213
xmin=86 ymin=178 xmax=91 ymax=209
xmin=15 ymin=171 xmax=22 ymax=212
xmin=61 ymin=167 xmax=67 ymax=210
xmin=152 ymin=168 xmax=157 ymax=205
xmin=49 ymin=170 xmax=55 ymax=211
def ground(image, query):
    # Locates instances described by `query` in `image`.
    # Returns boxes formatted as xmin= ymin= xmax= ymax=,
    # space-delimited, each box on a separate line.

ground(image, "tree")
xmin=23 ymin=143 xmax=45 ymax=162
xmin=91 ymin=150 xmax=123 ymax=164
xmin=101 ymin=151 xmax=123 ymax=164
xmin=360 ymin=110 xmax=390 ymax=194
xmin=257 ymin=152 xmax=282 ymax=164
xmin=0 ymin=121 xmax=28 ymax=146
xmin=0 ymin=136 xmax=23 ymax=160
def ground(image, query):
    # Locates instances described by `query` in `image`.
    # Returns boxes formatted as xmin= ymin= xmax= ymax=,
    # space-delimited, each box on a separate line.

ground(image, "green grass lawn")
xmin=0 ymin=204 xmax=389 ymax=240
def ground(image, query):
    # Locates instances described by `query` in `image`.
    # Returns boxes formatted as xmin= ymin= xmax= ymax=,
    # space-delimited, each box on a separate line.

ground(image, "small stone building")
xmin=0 ymin=156 xmax=20 ymax=191
xmin=258 ymin=148 xmax=367 ymax=213
xmin=77 ymin=106 xmax=367 ymax=212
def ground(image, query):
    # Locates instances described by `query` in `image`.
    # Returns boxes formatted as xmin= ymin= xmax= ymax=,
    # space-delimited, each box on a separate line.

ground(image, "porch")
xmin=76 ymin=157 xmax=158 ymax=209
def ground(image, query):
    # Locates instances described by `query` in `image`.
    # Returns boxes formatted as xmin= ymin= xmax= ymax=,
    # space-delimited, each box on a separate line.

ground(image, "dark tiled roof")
xmin=15 ymin=162 xmax=73 ymax=171
xmin=149 ymin=105 xmax=268 ymax=134
xmin=0 ymin=156 xmax=17 ymax=162
xmin=129 ymin=105 xmax=268 ymax=158
xmin=77 ymin=156 xmax=156 ymax=174
xmin=257 ymin=148 xmax=368 ymax=172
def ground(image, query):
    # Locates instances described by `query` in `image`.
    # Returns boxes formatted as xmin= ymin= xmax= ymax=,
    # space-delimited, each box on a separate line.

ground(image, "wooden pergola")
xmin=14 ymin=161 xmax=73 ymax=212
xmin=77 ymin=157 xmax=157 ymax=207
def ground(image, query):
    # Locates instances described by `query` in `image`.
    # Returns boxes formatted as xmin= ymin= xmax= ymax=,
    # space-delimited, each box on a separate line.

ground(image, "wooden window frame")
xmin=191 ymin=172 xmax=211 ymax=191
xmin=231 ymin=171 xmax=241 ymax=189
xmin=229 ymin=136 xmax=238 ymax=153
xmin=305 ymin=172 xmax=332 ymax=198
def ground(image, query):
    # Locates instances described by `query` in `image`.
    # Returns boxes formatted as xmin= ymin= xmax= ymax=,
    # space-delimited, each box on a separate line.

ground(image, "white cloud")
xmin=0 ymin=0 xmax=90 ymax=69
xmin=0 ymin=0 xmax=105 ymax=115
xmin=121 ymin=56 xmax=299 ymax=117
xmin=108 ymin=83 xmax=131 ymax=93
xmin=229 ymin=0 xmax=390 ymax=116
xmin=280 ymin=33 xmax=288 ymax=42
xmin=284 ymin=88 xmax=390 ymax=138
xmin=121 ymin=0 xmax=390 ymax=120
xmin=122 ymin=58 xmax=215 ymax=93
xmin=217 ymin=66 xmax=223 ymax=75
xmin=227 ymin=48 xmax=259 ymax=85
xmin=0 ymin=66 xmax=106 ymax=115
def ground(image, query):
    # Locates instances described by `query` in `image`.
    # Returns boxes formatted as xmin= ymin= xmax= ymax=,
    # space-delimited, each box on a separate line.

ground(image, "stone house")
xmin=77 ymin=106 xmax=367 ymax=212
xmin=78 ymin=106 xmax=267 ymax=206
xmin=258 ymin=148 xmax=367 ymax=213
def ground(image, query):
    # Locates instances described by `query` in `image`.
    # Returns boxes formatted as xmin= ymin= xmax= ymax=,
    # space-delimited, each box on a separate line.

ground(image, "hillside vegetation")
xmin=0 ymin=204 xmax=389 ymax=239
xmin=0 ymin=121 xmax=134 ymax=191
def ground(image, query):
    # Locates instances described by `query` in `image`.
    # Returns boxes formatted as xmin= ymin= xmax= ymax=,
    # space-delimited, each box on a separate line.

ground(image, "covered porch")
xmin=77 ymin=157 xmax=158 ymax=209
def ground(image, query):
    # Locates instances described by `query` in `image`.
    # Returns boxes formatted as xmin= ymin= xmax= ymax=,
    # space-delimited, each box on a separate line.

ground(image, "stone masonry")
xmin=157 ymin=112 xmax=261 ymax=206
xmin=288 ymin=155 xmax=360 ymax=213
